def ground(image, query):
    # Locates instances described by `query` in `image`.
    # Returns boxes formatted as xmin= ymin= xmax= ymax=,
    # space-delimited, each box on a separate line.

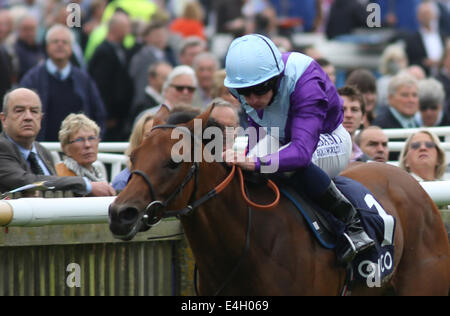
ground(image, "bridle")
xmin=129 ymin=124 xmax=236 ymax=229
xmin=130 ymin=124 xmax=281 ymax=227
xmin=128 ymin=123 xmax=280 ymax=295
xmin=131 ymin=162 xmax=200 ymax=227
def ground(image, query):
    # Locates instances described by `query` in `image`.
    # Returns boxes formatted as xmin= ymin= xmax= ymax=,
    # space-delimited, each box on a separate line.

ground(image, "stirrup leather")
xmin=338 ymin=233 xmax=357 ymax=264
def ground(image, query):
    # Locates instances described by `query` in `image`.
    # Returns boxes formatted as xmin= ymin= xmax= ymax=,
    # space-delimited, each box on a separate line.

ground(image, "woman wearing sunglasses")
xmin=399 ymin=130 xmax=447 ymax=181
xmin=223 ymin=34 xmax=374 ymax=265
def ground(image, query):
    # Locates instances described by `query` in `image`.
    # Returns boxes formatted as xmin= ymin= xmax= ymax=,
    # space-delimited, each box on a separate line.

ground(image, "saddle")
xmin=243 ymin=172 xmax=396 ymax=287
xmin=242 ymin=171 xmax=341 ymax=248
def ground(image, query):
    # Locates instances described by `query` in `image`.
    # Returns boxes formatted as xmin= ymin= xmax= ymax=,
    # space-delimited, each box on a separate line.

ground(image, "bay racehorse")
xmin=109 ymin=106 xmax=450 ymax=296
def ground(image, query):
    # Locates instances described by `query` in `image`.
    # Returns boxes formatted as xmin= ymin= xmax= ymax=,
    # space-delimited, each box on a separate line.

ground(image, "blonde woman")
xmin=57 ymin=113 xmax=109 ymax=184
xmin=399 ymin=130 xmax=447 ymax=181
xmin=112 ymin=113 xmax=154 ymax=191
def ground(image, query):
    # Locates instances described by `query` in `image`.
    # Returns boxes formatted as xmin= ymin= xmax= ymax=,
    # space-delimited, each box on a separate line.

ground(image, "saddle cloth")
xmin=280 ymin=176 xmax=396 ymax=286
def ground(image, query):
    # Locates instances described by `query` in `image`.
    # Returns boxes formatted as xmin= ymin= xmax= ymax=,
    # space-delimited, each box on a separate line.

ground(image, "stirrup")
xmin=337 ymin=233 xmax=357 ymax=265
xmin=347 ymin=227 xmax=376 ymax=252
xmin=337 ymin=231 xmax=376 ymax=265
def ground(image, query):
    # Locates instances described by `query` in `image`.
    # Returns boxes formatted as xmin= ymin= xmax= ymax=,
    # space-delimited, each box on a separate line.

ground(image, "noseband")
xmin=131 ymin=162 xmax=199 ymax=227
xmin=129 ymin=124 xmax=201 ymax=227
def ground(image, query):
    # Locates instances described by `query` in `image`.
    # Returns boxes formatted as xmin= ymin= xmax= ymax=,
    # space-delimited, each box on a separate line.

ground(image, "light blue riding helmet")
xmin=224 ymin=34 xmax=284 ymax=89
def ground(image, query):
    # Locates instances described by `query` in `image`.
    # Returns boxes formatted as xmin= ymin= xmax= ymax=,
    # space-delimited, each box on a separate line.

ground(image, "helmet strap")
xmin=267 ymin=77 xmax=280 ymax=106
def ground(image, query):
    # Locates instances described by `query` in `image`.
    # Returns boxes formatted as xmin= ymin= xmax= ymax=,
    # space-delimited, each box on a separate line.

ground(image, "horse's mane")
xmin=166 ymin=110 xmax=225 ymax=160
xmin=166 ymin=110 xmax=225 ymax=146
xmin=166 ymin=111 xmax=200 ymax=125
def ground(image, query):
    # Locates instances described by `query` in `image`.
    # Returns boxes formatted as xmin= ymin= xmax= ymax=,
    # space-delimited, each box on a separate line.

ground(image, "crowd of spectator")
xmin=0 ymin=0 xmax=449 ymax=198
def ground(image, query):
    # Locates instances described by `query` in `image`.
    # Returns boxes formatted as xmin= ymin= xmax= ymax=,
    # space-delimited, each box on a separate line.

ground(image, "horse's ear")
xmin=186 ymin=103 xmax=216 ymax=131
xmin=152 ymin=104 xmax=170 ymax=126
xmin=198 ymin=103 xmax=216 ymax=129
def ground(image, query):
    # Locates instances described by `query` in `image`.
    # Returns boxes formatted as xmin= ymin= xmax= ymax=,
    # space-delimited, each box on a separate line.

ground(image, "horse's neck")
xmin=179 ymin=163 xmax=336 ymax=295
xmin=182 ymin=162 xmax=247 ymax=244
xmin=180 ymin=163 xmax=249 ymax=290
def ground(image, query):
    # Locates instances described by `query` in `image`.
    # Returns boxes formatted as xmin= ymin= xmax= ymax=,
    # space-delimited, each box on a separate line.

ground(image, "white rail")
xmin=0 ymin=181 xmax=449 ymax=227
xmin=39 ymin=126 xmax=450 ymax=181
xmin=1 ymin=127 xmax=445 ymax=228
xmin=40 ymin=126 xmax=450 ymax=154
xmin=96 ymin=153 xmax=128 ymax=180
xmin=380 ymin=126 xmax=450 ymax=140
xmin=0 ymin=197 xmax=116 ymax=226
xmin=420 ymin=182 xmax=450 ymax=207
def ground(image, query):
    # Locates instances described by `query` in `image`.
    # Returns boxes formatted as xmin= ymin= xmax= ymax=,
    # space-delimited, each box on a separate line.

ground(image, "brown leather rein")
xmin=131 ymin=124 xmax=281 ymax=296
xmin=131 ymin=124 xmax=281 ymax=228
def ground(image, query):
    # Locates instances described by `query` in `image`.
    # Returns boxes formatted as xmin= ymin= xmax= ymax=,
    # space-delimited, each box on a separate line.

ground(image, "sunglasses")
xmin=409 ymin=141 xmax=436 ymax=150
xmin=236 ymin=76 xmax=278 ymax=97
xmin=419 ymin=104 xmax=439 ymax=111
xmin=171 ymin=85 xmax=196 ymax=93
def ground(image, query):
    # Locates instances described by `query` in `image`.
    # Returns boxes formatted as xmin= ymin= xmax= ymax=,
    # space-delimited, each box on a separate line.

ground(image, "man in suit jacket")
xmin=372 ymin=73 xmax=419 ymax=161
xmin=437 ymin=1 xmax=450 ymax=36
xmin=372 ymin=73 xmax=420 ymax=129
xmin=0 ymin=88 xmax=115 ymax=196
xmin=405 ymin=2 xmax=447 ymax=75
xmin=0 ymin=45 xmax=11 ymax=111
xmin=129 ymin=22 xmax=172 ymax=108
xmin=88 ymin=12 xmax=134 ymax=141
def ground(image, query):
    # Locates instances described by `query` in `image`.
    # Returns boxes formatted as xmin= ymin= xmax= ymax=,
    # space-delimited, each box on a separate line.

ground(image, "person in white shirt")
xmin=406 ymin=2 xmax=446 ymax=76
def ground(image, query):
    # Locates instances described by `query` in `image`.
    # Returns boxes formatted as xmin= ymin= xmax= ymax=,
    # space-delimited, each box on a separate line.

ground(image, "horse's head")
xmin=109 ymin=105 xmax=219 ymax=240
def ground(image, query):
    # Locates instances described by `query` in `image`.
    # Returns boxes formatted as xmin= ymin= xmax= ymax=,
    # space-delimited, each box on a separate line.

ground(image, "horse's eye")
xmin=166 ymin=158 xmax=181 ymax=170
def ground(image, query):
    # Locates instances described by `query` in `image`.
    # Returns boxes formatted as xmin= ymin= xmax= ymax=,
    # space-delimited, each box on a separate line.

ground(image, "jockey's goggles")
xmin=236 ymin=76 xmax=279 ymax=97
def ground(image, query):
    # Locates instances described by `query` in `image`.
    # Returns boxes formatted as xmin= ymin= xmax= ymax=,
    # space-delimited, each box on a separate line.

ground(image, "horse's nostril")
xmin=119 ymin=207 xmax=139 ymax=224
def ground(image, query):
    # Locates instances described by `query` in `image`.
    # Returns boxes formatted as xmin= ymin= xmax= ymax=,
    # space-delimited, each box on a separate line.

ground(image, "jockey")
xmin=223 ymin=34 xmax=375 ymax=265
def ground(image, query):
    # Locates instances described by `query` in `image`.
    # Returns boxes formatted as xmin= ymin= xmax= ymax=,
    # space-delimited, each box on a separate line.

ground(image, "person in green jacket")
xmin=84 ymin=0 xmax=159 ymax=61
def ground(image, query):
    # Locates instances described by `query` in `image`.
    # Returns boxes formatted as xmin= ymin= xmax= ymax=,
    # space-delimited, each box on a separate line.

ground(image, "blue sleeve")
xmin=83 ymin=177 xmax=92 ymax=194
xmin=112 ymin=168 xmax=130 ymax=191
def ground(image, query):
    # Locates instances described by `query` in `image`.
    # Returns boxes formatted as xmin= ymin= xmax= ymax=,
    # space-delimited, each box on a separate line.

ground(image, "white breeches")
xmin=311 ymin=124 xmax=352 ymax=178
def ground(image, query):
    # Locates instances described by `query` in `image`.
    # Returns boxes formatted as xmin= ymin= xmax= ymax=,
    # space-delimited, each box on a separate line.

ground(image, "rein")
xmin=130 ymin=123 xmax=280 ymax=296
xmin=131 ymin=124 xmax=280 ymax=227
xmin=131 ymin=163 xmax=281 ymax=226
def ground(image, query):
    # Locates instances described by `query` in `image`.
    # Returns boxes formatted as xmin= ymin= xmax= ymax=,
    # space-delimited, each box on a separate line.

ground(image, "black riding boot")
xmin=317 ymin=181 xmax=375 ymax=265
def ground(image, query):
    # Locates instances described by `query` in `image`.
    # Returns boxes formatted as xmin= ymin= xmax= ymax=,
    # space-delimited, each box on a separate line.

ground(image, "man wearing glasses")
xmin=223 ymin=34 xmax=374 ymax=265
xmin=134 ymin=65 xmax=198 ymax=123
xmin=0 ymin=88 xmax=115 ymax=197
xmin=416 ymin=78 xmax=450 ymax=127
